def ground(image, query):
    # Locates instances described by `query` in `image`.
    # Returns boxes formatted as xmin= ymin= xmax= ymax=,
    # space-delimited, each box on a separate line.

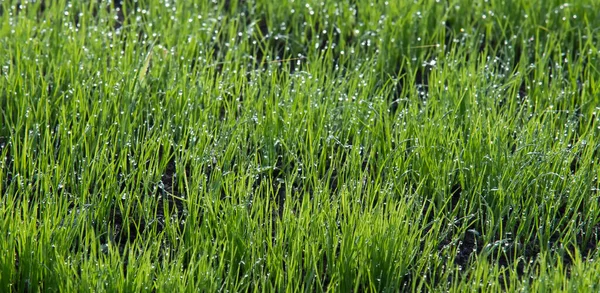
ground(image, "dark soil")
xmin=107 ymin=150 xmax=187 ymax=253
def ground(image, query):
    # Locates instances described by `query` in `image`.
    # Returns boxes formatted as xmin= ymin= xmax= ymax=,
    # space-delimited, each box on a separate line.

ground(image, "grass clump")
xmin=1 ymin=0 xmax=600 ymax=291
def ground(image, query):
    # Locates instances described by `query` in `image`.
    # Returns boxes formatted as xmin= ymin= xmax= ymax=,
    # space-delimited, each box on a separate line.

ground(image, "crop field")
xmin=1 ymin=0 xmax=600 ymax=291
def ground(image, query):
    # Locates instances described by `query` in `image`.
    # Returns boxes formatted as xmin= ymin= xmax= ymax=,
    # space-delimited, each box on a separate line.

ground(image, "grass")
xmin=1 ymin=0 xmax=599 ymax=291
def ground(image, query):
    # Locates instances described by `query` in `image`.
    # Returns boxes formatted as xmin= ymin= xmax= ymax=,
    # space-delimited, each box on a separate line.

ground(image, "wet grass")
xmin=1 ymin=0 xmax=600 ymax=291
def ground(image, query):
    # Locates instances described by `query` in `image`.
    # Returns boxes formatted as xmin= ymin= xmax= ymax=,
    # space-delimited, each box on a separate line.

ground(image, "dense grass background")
xmin=1 ymin=0 xmax=600 ymax=291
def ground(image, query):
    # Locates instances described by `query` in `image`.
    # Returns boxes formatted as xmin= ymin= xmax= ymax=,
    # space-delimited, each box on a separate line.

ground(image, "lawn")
xmin=1 ymin=0 xmax=599 ymax=291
